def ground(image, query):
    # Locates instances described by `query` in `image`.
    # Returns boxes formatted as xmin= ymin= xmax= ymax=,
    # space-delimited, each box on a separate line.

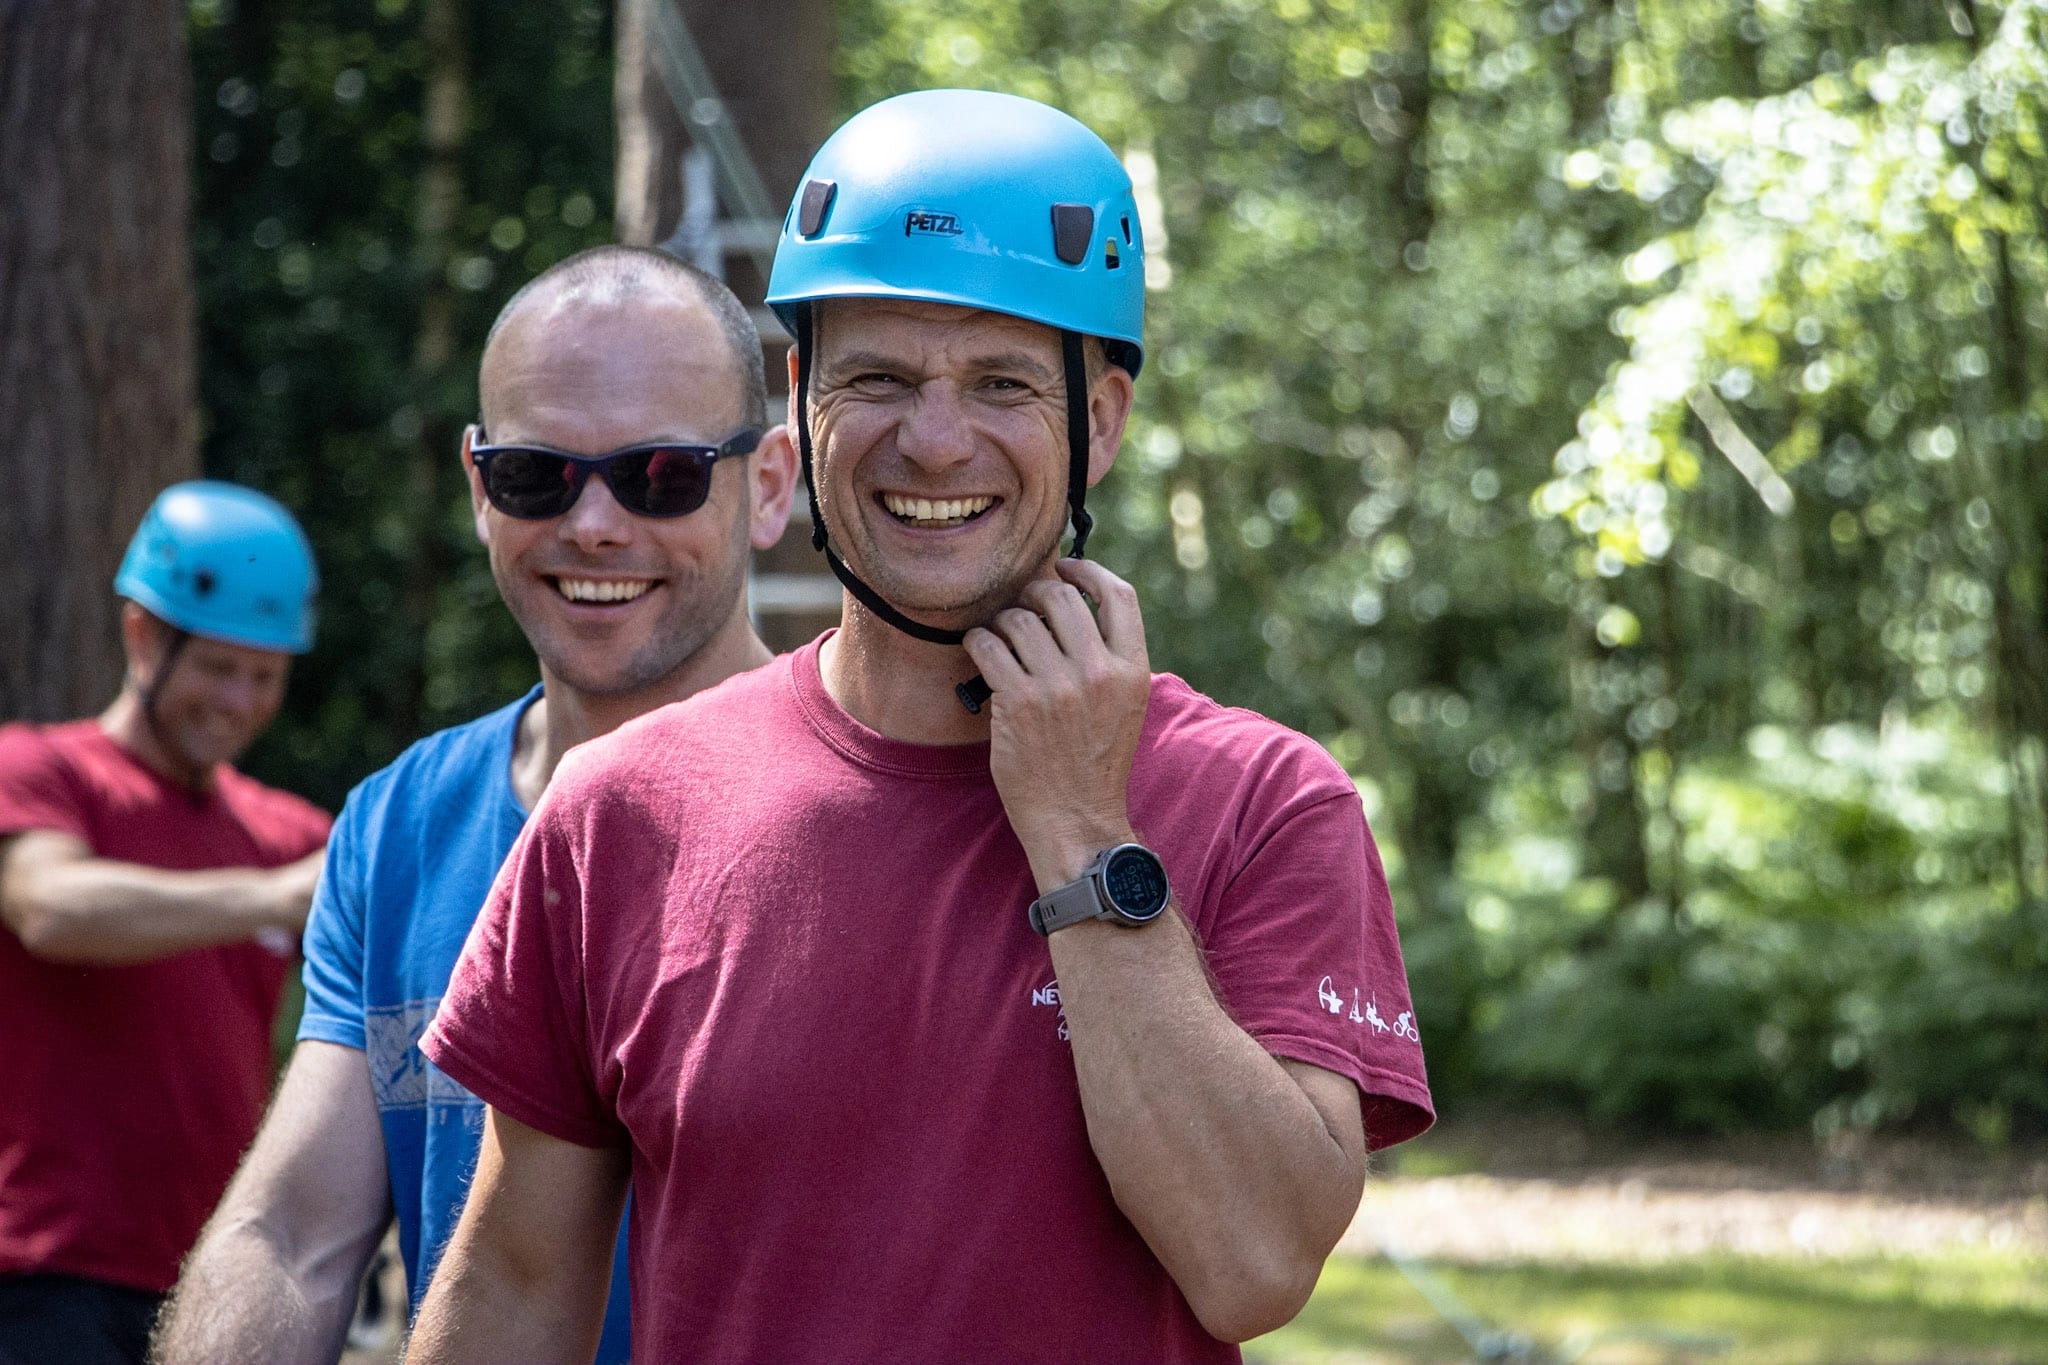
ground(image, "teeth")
xmin=881 ymin=494 xmax=995 ymax=524
xmin=556 ymin=578 xmax=653 ymax=603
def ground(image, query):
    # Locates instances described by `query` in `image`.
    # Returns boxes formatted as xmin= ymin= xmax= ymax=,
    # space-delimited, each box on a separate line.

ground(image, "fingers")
xmin=962 ymin=623 xmax=1030 ymax=690
xmin=1014 ymin=577 xmax=1105 ymax=662
xmin=965 ymin=562 xmax=1149 ymax=692
xmin=1054 ymin=559 xmax=1147 ymax=668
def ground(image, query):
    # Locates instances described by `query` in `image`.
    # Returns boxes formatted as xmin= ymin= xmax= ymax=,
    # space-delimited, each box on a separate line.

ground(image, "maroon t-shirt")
xmin=0 ymin=720 xmax=330 ymax=1293
xmin=426 ymin=638 xmax=1431 ymax=1361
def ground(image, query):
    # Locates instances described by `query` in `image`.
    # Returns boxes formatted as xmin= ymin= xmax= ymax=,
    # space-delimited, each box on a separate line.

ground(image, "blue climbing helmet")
xmin=766 ymin=88 xmax=1145 ymax=378
xmin=114 ymin=481 xmax=319 ymax=654
xmin=766 ymin=89 xmax=1146 ymax=649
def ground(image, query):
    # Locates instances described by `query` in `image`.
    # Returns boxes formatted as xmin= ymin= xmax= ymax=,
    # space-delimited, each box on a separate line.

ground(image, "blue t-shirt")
xmin=299 ymin=686 xmax=630 ymax=1362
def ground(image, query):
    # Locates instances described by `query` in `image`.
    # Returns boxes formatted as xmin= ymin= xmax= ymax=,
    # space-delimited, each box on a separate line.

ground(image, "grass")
xmin=1249 ymin=1249 xmax=2048 ymax=1365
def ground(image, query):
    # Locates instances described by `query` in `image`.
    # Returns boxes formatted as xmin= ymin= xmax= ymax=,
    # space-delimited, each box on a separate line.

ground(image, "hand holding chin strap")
xmin=791 ymin=303 xmax=1100 ymax=710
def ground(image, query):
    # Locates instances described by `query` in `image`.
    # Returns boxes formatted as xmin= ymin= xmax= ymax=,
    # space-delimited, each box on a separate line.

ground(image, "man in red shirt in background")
xmin=0 ymin=482 xmax=330 ymax=1365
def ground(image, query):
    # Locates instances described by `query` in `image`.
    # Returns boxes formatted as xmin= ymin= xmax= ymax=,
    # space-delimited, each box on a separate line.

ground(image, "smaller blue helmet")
xmin=767 ymin=88 xmax=1145 ymax=376
xmin=114 ymin=481 xmax=318 ymax=653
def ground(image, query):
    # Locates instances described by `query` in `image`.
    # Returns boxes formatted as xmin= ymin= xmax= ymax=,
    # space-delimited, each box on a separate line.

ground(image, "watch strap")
xmin=1029 ymin=874 xmax=1106 ymax=935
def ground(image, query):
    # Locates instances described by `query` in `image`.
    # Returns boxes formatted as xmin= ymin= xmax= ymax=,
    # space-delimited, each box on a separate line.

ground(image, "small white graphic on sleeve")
xmin=1032 ymin=979 xmax=1070 ymax=1041
xmin=1315 ymin=977 xmax=1419 ymax=1043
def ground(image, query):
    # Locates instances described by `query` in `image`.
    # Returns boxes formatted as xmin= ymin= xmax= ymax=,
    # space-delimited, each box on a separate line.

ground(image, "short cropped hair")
xmin=486 ymin=244 xmax=768 ymax=429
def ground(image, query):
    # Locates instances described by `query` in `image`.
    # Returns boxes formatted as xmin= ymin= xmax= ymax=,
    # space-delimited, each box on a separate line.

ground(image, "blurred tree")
xmin=614 ymin=0 xmax=836 ymax=268
xmin=1 ymin=1 xmax=199 ymax=720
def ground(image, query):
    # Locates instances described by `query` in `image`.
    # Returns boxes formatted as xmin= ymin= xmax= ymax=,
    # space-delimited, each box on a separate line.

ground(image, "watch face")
xmin=1102 ymin=845 xmax=1171 ymax=922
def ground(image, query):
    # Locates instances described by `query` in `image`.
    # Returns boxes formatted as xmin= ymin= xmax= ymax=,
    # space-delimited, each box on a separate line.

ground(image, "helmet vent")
xmin=1121 ymin=215 xmax=1132 ymax=244
xmin=1103 ymin=238 xmax=1121 ymax=269
xmin=798 ymin=179 xmax=837 ymax=237
xmin=1051 ymin=203 xmax=1093 ymax=265
xmin=193 ymin=569 xmax=217 ymax=597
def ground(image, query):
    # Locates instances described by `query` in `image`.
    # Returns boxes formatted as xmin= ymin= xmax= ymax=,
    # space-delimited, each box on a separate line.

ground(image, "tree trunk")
xmin=614 ymin=0 xmax=834 ymax=285
xmin=0 ymin=2 xmax=198 ymax=721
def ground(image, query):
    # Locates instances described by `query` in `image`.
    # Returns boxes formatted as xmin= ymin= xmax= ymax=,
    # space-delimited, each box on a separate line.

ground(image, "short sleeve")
xmin=1199 ymin=787 xmax=1434 ymax=1151
xmin=420 ymin=784 xmax=622 ymax=1149
xmin=298 ymin=787 xmax=372 ymax=1049
xmin=0 ymin=725 xmax=90 ymax=842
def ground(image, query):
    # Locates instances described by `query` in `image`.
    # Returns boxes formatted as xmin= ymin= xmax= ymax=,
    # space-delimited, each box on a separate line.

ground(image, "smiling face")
xmin=803 ymin=297 xmax=1133 ymax=632
xmin=472 ymin=288 xmax=758 ymax=701
xmin=123 ymin=608 xmax=291 ymax=773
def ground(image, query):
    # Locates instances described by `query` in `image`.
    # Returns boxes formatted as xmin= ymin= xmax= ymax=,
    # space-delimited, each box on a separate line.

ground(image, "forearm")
xmin=5 ymin=859 xmax=295 ymax=963
xmin=406 ymin=1231 xmax=596 ymax=1365
xmin=1050 ymin=912 xmax=1364 ymax=1341
xmin=405 ymin=1111 xmax=626 ymax=1365
xmin=152 ymin=1206 xmax=372 ymax=1365
xmin=153 ymin=1041 xmax=393 ymax=1365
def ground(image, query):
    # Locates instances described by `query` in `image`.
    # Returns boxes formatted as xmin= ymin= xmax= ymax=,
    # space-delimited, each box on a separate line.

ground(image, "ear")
xmin=461 ymin=424 xmax=492 ymax=546
xmin=1084 ymin=366 xmax=1136 ymax=488
xmin=747 ymin=423 xmax=800 ymax=551
xmin=118 ymin=603 xmax=161 ymax=688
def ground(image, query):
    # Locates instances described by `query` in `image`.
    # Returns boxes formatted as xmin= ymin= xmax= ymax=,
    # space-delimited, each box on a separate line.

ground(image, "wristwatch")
xmin=1028 ymin=843 xmax=1172 ymax=935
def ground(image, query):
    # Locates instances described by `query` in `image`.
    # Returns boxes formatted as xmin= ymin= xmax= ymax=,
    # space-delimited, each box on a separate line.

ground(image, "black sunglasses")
xmin=468 ymin=424 xmax=762 ymax=520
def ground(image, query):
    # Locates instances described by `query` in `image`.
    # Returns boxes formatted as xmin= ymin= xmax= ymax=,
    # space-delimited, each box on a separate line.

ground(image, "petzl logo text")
xmin=905 ymin=209 xmax=963 ymax=237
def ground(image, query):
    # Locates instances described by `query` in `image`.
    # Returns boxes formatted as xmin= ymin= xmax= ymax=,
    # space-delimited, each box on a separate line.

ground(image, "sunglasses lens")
xmin=609 ymin=447 xmax=714 ymax=517
xmin=484 ymin=449 xmax=580 ymax=518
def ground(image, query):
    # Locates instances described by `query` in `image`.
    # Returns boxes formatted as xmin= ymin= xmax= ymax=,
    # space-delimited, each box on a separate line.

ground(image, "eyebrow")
xmin=827 ymin=348 xmax=1060 ymax=383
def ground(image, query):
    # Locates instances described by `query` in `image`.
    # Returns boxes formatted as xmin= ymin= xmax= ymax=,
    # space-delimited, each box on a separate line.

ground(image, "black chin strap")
xmin=792 ymin=303 xmax=1099 ymax=663
xmin=140 ymin=626 xmax=193 ymax=770
xmin=1060 ymin=328 xmax=1094 ymax=558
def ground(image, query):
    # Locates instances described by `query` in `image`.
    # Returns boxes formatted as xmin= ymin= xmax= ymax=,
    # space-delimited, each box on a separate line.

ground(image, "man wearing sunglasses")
xmin=152 ymin=245 xmax=797 ymax=1365
xmin=409 ymin=94 xmax=1431 ymax=1364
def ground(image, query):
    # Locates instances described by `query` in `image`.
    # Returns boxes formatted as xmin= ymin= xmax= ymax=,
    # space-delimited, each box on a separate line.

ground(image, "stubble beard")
xmin=838 ymin=503 xmax=1067 ymax=631
xmin=507 ymin=518 xmax=753 ymax=702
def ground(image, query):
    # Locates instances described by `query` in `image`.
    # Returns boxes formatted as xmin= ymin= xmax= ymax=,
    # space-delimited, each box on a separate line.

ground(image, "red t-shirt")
xmin=0 ymin=720 xmax=330 ymax=1293
xmin=425 ymin=638 xmax=1431 ymax=1362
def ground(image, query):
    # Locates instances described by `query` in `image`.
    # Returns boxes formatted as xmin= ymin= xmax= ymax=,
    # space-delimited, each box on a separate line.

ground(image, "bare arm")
xmin=1049 ymin=914 xmax=1365 ymax=1341
xmin=0 ymin=829 xmax=321 ymax=965
xmin=152 ymin=1041 xmax=393 ymax=1365
xmin=964 ymin=560 xmax=1368 ymax=1342
xmin=404 ymin=1107 xmax=627 ymax=1365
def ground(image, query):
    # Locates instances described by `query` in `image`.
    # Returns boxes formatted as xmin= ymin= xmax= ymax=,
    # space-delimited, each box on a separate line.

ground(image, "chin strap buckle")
xmin=955 ymin=676 xmax=994 ymax=714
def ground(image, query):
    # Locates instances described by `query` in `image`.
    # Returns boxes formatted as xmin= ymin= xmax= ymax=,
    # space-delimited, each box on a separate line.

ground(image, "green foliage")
xmin=836 ymin=0 xmax=2048 ymax=1136
xmin=188 ymin=0 xmax=2048 ymax=1135
xmin=1456 ymin=718 xmax=2046 ymax=1132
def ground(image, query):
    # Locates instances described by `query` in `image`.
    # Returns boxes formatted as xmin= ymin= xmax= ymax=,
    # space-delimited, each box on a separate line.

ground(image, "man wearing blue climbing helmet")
xmin=0 ymin=481 xmax=329 ymax=1365
xmin=407 ymin=91 xmax=1430 ymax=1364
xmin=111 ymin=481 xmax=319 ymax=785
xmin=765 ymin=87 xmax=1144 ymax=655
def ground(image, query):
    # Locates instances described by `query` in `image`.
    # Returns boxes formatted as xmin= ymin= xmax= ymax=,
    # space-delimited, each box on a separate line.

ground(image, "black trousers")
xmin=0 ymin=1272 xmax=164 ymax=1365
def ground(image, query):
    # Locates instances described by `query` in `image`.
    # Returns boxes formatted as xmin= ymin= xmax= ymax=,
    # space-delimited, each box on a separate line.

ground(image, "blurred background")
xmin=6 ymin=1 xmax=2047 ymax=1359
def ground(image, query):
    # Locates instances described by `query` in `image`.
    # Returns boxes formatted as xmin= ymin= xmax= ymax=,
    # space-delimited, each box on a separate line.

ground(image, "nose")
xmin=210 ymin=672 xmax=267 ymax=720
xmin=555 ymin=468 xmax=637 ymax=550
xmin=893 ymin=381 xmax=975 ymax=475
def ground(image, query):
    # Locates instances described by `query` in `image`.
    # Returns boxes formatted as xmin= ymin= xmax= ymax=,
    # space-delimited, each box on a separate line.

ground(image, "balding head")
xmin=481 ymin=245 xmax=767 ymax=435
